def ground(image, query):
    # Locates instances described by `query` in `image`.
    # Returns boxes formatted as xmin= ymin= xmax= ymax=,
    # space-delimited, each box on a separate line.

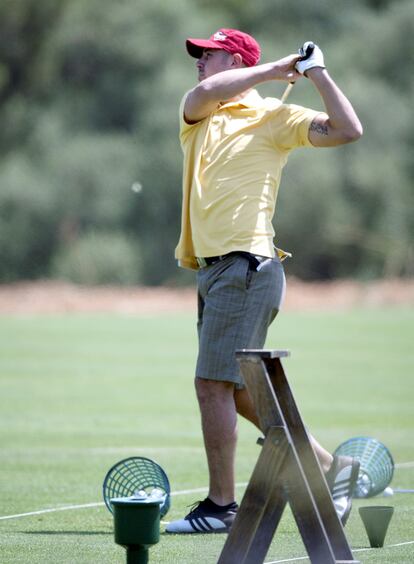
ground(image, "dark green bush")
xmin=0 ymin=155 xmax=58 ymax=280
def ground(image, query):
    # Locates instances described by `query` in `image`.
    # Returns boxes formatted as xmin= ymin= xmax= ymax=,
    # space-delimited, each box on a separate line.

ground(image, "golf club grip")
xmin=281 ymin=42 xmax=315 ymax=103
xmin=300 ymin=42 xmax=315 ymax=61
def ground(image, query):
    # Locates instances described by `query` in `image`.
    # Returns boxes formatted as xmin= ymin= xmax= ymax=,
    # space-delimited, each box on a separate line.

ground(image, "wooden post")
xmin=217 ymin=350 xmax=358 ymax=564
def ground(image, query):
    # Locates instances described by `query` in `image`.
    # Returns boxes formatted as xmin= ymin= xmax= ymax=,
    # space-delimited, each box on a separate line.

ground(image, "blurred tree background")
xmin=0 ymin=0 xmax=412 ymax=285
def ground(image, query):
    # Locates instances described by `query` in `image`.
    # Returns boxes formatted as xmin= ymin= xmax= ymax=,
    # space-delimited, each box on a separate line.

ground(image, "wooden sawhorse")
xmin=217 ymin=350 xmax=358 ymax=564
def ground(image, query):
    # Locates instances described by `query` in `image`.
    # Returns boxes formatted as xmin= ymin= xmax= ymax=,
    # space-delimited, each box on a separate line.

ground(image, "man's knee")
xmin=195 ymin=377 xmax=234 ymax=407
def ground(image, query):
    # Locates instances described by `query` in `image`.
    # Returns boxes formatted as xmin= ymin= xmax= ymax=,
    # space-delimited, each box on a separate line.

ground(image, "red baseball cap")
xmin=186 ymin=28 xmax=261 ymax=67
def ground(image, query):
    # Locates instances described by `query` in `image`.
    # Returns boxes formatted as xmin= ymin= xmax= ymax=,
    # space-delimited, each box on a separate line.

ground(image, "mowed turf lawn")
xmin=0 ymin=305 xmax=413 ymax=563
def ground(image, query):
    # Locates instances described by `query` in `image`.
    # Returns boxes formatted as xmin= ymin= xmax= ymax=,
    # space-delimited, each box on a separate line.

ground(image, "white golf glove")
xmin=295 ymin=41 xmax=325 ymax=76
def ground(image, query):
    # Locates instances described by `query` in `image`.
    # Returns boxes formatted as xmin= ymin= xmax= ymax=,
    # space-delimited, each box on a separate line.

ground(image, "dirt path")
xmin=0 ymin=279 xmax=413 ymax=315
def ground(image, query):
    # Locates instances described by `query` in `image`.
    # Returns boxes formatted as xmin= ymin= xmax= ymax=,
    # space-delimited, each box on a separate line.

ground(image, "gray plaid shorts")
xmin=196 ymin=253 xmax=286 ymax=389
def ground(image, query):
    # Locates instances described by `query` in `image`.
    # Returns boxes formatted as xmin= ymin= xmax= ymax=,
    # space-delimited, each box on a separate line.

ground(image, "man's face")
xmin=196 ymin=49 xmax=234 ymax=81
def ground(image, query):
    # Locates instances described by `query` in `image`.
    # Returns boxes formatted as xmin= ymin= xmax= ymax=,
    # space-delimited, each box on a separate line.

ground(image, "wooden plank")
xmin=237 ymin=349 xmax=290 ymax=359
xmin=283 ymin=446 xmax=338 ymax=563
xmin=265 ymin=357 xmax=355 ymax=562
xmin=218 ymin=428 xmax=289 ymax=564
xmin=238 ymin=359 xmax=283 ymax=435
xmin=218 ymin=351 xmax=358 ymax=564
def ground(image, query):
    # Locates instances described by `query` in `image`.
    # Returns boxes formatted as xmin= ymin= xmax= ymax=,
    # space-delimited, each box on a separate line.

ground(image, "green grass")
xmin=0 ymin=307 xmax=413 ymax=563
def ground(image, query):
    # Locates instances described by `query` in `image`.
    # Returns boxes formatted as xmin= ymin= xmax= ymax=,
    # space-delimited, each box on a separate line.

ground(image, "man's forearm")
xmin=184 ymin=54 xmax=300 ymax=123
xmin=196 ymin=62 xmax=287 ymax=103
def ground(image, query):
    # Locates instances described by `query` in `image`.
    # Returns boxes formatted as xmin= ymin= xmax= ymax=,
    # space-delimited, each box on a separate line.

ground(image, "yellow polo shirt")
xmin=175 ymin=89 xmax=320 ymax=270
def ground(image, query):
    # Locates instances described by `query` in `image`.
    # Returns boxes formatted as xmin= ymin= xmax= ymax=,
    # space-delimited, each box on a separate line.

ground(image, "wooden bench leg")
xmin=218 ymin=427 xmax=288 ymax=564
xmin=216 ymin=350 xmax=359 ymax=564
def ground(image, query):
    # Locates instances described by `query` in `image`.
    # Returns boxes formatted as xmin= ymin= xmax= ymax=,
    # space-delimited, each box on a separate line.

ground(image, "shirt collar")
xmin=219 ymin=89 xmax=264 ymax=109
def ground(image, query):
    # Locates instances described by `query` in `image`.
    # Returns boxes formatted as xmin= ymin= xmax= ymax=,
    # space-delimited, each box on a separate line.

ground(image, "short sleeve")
xmin=179 ymin=93 xmax=206 ymax=146
xmin=269 ymin=103 xmax=323 ymax=150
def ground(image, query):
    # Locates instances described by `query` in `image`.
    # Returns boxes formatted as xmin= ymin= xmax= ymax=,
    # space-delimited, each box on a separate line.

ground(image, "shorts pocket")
xmin=245 ymin=263 xmax=253 ymax=289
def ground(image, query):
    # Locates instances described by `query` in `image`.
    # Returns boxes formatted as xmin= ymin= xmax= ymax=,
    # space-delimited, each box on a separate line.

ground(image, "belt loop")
xmin=197 ymin=257 xmax=208 ymax=268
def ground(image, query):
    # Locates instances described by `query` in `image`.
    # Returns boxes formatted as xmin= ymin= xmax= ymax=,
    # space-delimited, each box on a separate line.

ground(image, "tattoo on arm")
xmin=310 ymin=120 xmax=328 ymax=136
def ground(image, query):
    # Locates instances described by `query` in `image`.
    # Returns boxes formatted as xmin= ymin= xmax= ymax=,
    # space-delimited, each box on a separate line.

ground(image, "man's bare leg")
xmin=195 ymin=378 xmax=238 ymax=505
xmin=234 ymin=388 xmax=260 ymax=428
xmin=234 ymin=387 xmax=333 ymax=472
xmin=310 ymin=435 xmax=333 ymax=472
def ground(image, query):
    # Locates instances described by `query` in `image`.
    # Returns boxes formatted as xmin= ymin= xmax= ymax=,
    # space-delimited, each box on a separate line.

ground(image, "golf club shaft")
xmin=281 ymin=82 xmax=294 ymax=103
xmin=281 ymin=41 xmax=315 ymax=103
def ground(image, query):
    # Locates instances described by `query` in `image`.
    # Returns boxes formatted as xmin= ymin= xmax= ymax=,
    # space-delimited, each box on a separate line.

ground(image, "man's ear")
xmin=232 ymin=53 xmax=243 ymax=67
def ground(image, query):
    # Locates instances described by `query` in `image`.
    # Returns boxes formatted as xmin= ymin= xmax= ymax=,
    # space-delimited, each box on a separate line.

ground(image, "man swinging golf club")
xmin=169 ymin=28 xmax=363 ymax=534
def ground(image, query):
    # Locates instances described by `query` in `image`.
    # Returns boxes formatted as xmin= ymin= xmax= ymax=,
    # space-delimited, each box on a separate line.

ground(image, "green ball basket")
xmin=103 ymin=456 xmax=171 ymax=517
xmin=334 ymin=437 xmax=394 ymax=498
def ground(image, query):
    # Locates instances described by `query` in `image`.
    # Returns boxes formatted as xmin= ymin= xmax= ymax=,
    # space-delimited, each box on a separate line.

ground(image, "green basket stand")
xmin=103 ymin=456 xmax=171 ymax=517
xmin=334 ymin=437 xmax=394 ymax=498
xmin=111 ymin=494 xmax=164 ymax=564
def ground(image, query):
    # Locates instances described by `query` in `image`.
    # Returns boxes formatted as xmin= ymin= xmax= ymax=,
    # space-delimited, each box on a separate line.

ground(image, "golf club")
xmin=281 ymin=41 xmax=315 ymax=103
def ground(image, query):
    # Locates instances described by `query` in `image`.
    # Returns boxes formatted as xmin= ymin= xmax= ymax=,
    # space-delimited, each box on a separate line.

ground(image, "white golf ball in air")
xmin=131 ymin=182 xmax=142 ymax=193
xmin=383 ymin=486 xmax=394 ymax=497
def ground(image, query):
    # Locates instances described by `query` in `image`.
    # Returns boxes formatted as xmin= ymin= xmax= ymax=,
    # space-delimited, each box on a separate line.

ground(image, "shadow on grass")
xmin=21 ymin=530 xmax=112 ymax=536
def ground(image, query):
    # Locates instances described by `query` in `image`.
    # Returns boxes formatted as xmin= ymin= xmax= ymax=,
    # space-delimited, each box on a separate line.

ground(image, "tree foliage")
xmin=0 ymin=0 xmax=412 ymax=284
